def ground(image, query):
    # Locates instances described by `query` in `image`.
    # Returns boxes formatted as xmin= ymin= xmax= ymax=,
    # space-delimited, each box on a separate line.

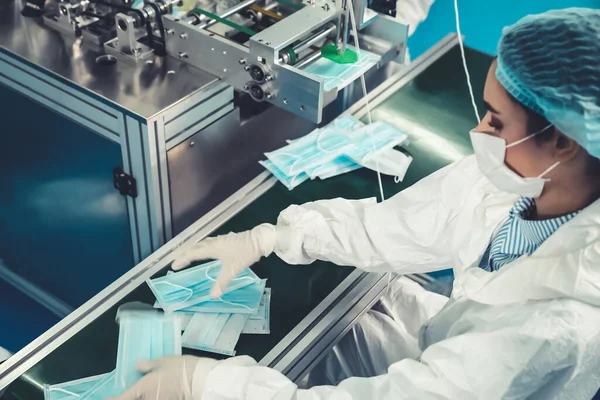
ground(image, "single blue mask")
xmin=153 ymin=272 xmax=265 ymax=315
xmin=242 ymin=288 xmax=271 ymax=334
xmin=182 ymin=312 xmax=249 ymax=356
xmin=259 ymin=159 xmax=309 ymax=191
xmin=147 ymin=260 xmax=260 ymax=313
xmin=344 ymin=121 xmax=408 ymax=163
xmin=79 ymin=371 xmax=121 ymax=400
xmin=44 ymin=373 xmax=109 ymax=400
xmin=114 ymin=310 xmax=181 ymax=391
xmin=265 ymin=126 xmax=353 ymax=176
xmin=301 ymin=46 xmax=381 ymax=91
xmin=306 ymin=156 xmax=361 ymax=180
xmin=180 ymin=279 xmax=266 ymax=314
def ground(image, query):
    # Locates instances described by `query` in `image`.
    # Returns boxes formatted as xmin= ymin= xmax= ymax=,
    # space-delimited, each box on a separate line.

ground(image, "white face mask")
xmin=470 ymin=126 xmax=560 ymax=198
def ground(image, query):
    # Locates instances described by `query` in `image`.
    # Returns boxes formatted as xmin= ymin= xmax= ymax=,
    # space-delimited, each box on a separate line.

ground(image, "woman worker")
xmin=111 ymin=7 xmax=600 ymax=400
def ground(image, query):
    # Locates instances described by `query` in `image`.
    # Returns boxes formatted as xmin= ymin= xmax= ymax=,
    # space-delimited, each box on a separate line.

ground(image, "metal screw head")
xmin=239 ymin=58 xmax=246 ymax=65
xmin=265 ymin=92 xmax=273 ymax=100
xmin=243 ymin=84 xmax=249 ymax=90
xmin=166 ymin=29 xmax=175 ymax=35
xmin=265 ymin=74 xmax=273 ymax=82
xmin=189 ymin=141 xmax=195 ymax=147
xmin=223 ymin=50 xmax=227 ymax=55
xmin=244 ymin=65 xmax=251 ymax=71
xmin=283 ymin=98 xmax=289 ymax=104
xmin=179 ymin=33 xmax=187 ymax=39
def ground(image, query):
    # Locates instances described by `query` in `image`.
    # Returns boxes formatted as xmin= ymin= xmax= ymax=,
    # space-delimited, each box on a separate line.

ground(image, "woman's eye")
xmin=487 ymin=117 xmax=503 ymax=131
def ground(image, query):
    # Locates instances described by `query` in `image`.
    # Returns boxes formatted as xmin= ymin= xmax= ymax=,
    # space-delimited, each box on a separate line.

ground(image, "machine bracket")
xmin=113 ymin=167 xmax=138 ymax=198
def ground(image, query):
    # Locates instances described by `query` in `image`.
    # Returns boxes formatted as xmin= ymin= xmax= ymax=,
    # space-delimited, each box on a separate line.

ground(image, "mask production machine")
xmin=0 ymin=0 xmax=408 ymax=340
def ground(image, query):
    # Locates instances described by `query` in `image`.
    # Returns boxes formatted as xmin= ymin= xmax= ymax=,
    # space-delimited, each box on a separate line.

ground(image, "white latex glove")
xmin=107 ymin=356 xmax=218 ymax=400
xmin=171 ymin=224 xmax=277 ymax=297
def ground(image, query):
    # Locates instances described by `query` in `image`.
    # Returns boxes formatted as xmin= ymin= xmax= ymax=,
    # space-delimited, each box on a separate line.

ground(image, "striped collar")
xmin=509 ymin=197 xmax=579 ymax=244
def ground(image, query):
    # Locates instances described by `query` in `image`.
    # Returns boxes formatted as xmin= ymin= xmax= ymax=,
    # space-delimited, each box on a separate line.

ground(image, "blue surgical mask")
xmin=265 ymin=127 xmax=353 ymax=176
xmin=307 ymin=156 xmax=361 ymax=180
xmin=180 ymin=279 xmax=266 ymax=314
xmin=345 ymin=121 xmax=408 ymax=163
xmin=301 ymin=46 xmax=381 ymax=91
xmin=44 ymin=373 xmax=109 ymax=400
xmin=182 ymin=313 xmax=249 ymax=356
xmin=147 ymin=260 xmax=260 ymax=313
xmin=259 ymin=159 xmax=309 ymax=190
xmin=114 ymin=311 xmax=181 ymax=391
xmin=242 ymin=288 xmax=271 ymax=334
xmin=79 ymin=371 xmax=120 ymax=400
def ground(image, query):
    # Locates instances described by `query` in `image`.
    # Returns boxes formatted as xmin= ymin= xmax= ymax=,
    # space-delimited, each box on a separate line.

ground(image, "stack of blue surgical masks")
xmin=261 ymin=116 xmax=412 ymax=190
xmin=147 ymin=261 xmax=271 ymax=356
xmin=44 ymin=310 xmax=182 ymax=400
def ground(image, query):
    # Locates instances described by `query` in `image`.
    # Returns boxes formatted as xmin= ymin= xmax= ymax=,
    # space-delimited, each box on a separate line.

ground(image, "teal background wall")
xmin=409 ymin=0 xmax=600 ymax=57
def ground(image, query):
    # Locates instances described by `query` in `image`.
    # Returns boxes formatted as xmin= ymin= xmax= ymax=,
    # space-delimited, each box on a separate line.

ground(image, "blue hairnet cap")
xmin=496 ymin=8 xmax=600 ymax=159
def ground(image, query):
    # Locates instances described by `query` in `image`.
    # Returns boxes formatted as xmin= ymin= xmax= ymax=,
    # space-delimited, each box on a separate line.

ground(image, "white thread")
xmin=347 ymin=0 xmax=385 ymax=203
xmin=155 ymin=281 xmax=194 ymax=307
xmin=454 ymin=0 xmax=481 ymax=123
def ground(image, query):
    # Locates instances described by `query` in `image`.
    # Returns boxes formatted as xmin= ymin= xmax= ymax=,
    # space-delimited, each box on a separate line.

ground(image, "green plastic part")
xmin=192 ymin=7 xmax=256 ymax=36
xmin=320 ymin=44 xmax=358 ymax=64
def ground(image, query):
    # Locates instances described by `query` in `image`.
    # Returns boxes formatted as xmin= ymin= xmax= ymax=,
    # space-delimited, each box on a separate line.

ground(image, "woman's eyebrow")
xmin=484 ymin=100 xmax=501 ymax=114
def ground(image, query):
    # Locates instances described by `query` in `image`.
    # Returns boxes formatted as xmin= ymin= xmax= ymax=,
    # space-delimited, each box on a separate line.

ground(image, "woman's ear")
xmin=552 ymin=130 xmax=581 ymax=162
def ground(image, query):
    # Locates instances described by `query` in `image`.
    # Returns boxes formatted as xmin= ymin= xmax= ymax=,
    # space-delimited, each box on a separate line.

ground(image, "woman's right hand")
xmin=171 ymin=224 xmax=277 ymax=297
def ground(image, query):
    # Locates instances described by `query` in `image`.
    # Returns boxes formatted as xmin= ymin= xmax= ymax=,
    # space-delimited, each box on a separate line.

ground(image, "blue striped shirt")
xmin=479 ymin=197 xmax=579 ymax=272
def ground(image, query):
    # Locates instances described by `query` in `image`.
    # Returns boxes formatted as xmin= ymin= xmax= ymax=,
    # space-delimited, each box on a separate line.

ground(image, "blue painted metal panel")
xmin=0 ymin=84 xmax=134 ymax=312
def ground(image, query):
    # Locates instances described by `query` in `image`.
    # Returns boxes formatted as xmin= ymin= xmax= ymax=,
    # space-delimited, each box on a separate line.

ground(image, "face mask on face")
xmin=470 ymin=125 xmax=560 ymax=198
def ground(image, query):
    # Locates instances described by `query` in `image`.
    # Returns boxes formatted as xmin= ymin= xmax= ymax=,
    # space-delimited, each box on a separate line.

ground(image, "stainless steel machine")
xmin=0 ymin=0 xmax=407 ymax=336
xmin=38 ymin=0 xmax=408 ymax=123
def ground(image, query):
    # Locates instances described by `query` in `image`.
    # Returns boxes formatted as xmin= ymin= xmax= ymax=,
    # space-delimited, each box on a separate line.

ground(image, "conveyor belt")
xmin=0 ymin=37 xmax=494 ymax=398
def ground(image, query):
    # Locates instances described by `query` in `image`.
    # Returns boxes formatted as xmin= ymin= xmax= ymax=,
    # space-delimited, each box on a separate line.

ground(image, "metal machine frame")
xmin=0 ymin=49 xmax=234 ymax=263
xmin=35 ymin=0 xmax=408 ymax=123
xmin=0 ymin=34 xmax=458 ymax=389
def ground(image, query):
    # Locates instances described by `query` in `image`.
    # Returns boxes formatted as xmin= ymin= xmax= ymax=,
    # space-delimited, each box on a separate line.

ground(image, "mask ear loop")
xmin=203 ymin=264 xmax=256 ymax=311
xmin=507 ymin=124 xmax=554 ymax=148
xmin=537 ymin=161 xmax=560 ymax=179
xmin=269 ymin=152 xmax=301 ymax=175
xmin=155 ymin=281 xmax=194 ymax=308
xmin=49 ymin=388 xmax=79 ymax=396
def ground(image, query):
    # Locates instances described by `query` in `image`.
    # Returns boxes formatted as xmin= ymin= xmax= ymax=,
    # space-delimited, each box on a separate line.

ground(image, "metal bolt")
xmin=166 ymin=29 xmax=175 ymax=35
xmin=178 ymin=52 xmax=188 ymax=59
xmin=265 ymin=92 xmax=273 ymax=100
xmin=244 ymin=65 xmax=251 ymax=71
xmin=265 ymin=74 xmax=273 ymax=82
xmin=179 ymin=33 xmax=187 ymax=39
xmin=223 ymin=50 xmax=227 ymax=55
xmin=189 ymin=141 xmax=195 ymax=147
xmin=239 ymin=58 xmax=246 ymax=65
xmin=133 ymin=48 xmax=141 ymax=54
xmin=283 ymin=98 xmax=289 ymax=104
xmin=243 ymin=84 xmax=249 ymax=90
xmin=223 ymin=68 xmax=227 ymax=73
xmin=300 ymin=105 xmax=305 ymax=111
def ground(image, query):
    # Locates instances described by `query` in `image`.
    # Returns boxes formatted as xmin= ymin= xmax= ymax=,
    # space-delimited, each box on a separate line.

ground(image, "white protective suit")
xmin=196 ymin=155 xmax=600 ymax=400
